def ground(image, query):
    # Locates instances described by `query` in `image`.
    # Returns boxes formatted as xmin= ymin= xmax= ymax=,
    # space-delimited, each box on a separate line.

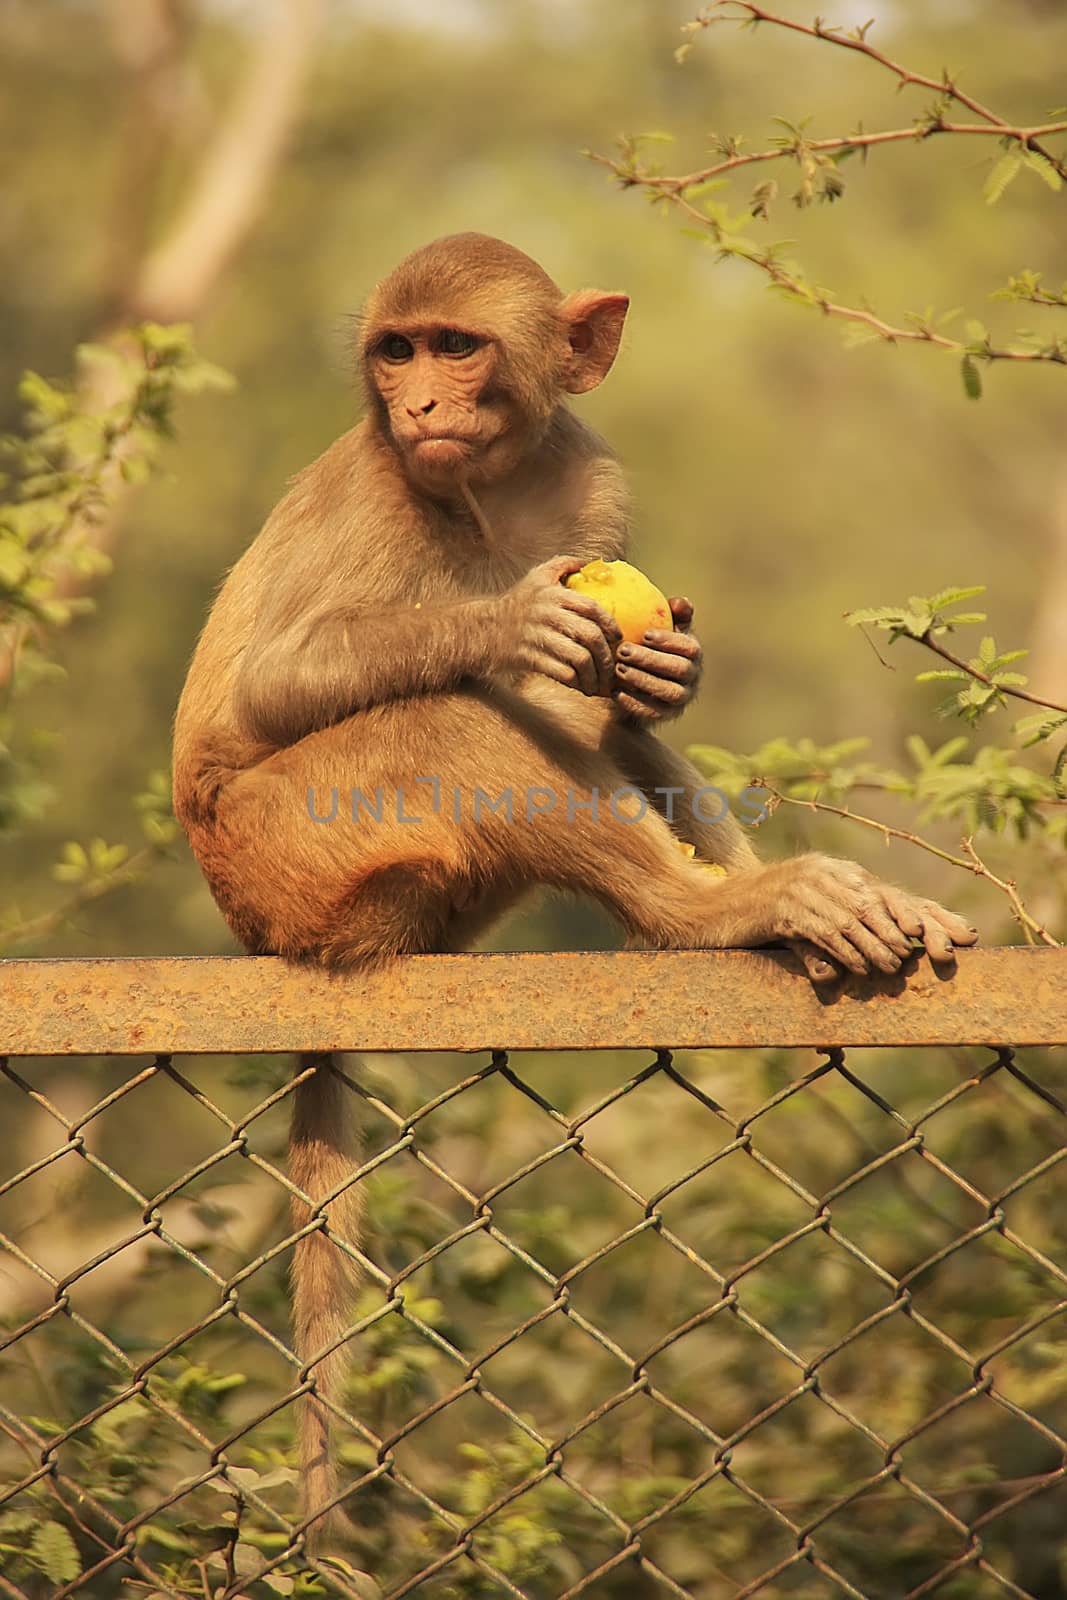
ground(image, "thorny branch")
xmin=686 ymin=2 xmax=1067 ymax=181
xmin=916 ymin=630 xmax=1067 ymax=718
xmin=760 ymin=783 xmax=1061 ymax=947
xmin=0 ymin=845 xmax=161 ymax=954
xmin=631 ymin=122 xmax=1067 ymax=198
xmin=590 ymin=3 xmax=1067 ymax=374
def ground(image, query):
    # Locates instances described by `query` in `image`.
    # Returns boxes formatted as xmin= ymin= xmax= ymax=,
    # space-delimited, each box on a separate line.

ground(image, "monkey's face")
xmin=368 ymin=327 xmax=527 ymax=490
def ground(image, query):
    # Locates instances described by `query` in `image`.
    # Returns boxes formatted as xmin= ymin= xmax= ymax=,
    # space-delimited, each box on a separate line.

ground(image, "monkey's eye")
xmin=380 ymin=333 xmax=414 ymax=361
xmin=437 ymin=329 xmax=479 ymax=357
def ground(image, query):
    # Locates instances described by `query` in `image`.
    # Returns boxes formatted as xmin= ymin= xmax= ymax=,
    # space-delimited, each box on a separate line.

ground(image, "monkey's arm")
xmin=235 ymin=596 xmax=517 ymax=746
xmin=234 ymin=556 xmax=623 ymax=747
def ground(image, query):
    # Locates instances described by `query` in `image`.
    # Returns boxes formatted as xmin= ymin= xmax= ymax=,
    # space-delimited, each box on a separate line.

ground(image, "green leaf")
xmin=120 ymin=456 xmax=152 ymax=487
xmin=1022 ymin=149 xmax=1063 ymax=191
xmin=319 ymin=1556 xmax=382 ymax=1599
xmin=91 ymin=1397 xmax=145 ymax=1448
xmin=1014 ymin=711 xmax=1067 ymax=747
xmin=53 ymin=839 xmax=89 ymax=884
xmin=85 ymin=837 xmax=128 ymax=873
xmin=845 ymin=606 xmax=906 ymax=627
xmin=961 ymin=354 xmax=982 ymax=400
xmin=683 ymin=179 xmax=729 ymax=201
xmin=30 ymin=1522 xmax=80 ymax=1584
xmin=0 ymin=541 xmax=29 ymax=589
xmin=937 ymin=737 xmax=971 ymax=764
xmin=928 ymin=585 xmax=986 ymax=610
xmin=842 ymin=325 xmax=885 ymax=349
xmin=136 ymin=1523 xmax=195 ymax=1553
xmin=143 ymin=814 xmax=179 ymax=846
xmin=984 ymin=151 xmax=1022 ymax=204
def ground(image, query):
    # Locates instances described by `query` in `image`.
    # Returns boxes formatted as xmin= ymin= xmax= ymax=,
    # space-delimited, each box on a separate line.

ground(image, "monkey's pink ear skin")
xmin=559 ymin=291 xmax=630 ymax=394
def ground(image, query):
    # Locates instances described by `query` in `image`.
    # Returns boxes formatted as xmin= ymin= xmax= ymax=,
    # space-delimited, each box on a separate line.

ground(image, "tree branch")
xmin=688 ymin=1 xmax=1067 ymax=179
xmin=587 ymin=154 xmax=1067 ymax=369
xmin=917 ymin=632 xmax=1067 ymax=716
xmin=638 ymin=122 xmax=1067 ymax=197
xmin=760 ymin=784 xmax=1060 ymax=946
xmin=591 ymin=4 xmax=1067 ymax=376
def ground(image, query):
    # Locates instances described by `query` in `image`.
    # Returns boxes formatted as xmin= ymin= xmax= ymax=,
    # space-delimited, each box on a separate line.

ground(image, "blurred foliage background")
xmin=1 ymin=0 xmax=1064 ymax=956
xmin=0 ymin=1 xmax=1065 ymax=1595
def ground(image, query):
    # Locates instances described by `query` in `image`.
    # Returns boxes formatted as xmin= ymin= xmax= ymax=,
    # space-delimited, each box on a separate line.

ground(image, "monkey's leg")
xmin=605 ymin=724 xmax=760 ymax=873
xmin=205 ymin=688 xmax=974 ymax=973
xmin=209 ymin=692 xmax=790 ymax=965
xmin=604 ymin=726 xmax=848 ymax=981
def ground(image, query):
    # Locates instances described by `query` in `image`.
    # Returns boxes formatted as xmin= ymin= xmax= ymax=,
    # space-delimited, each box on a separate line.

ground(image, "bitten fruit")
xmin=564 ymin=558 xmax=672 ymax=645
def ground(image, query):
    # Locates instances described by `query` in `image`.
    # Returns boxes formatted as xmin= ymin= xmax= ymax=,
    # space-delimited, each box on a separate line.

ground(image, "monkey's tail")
xmin=289 ymin=1052 xmax=364 ymax=1552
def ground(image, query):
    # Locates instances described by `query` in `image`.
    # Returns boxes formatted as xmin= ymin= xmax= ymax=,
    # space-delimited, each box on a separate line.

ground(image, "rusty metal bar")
xmin=1 ymin=947 xmax=1063 ymax=1055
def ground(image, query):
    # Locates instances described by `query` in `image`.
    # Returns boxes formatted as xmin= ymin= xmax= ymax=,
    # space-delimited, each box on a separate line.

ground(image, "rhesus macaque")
xmin=172 ymin=233 xmax=977 ymax=1545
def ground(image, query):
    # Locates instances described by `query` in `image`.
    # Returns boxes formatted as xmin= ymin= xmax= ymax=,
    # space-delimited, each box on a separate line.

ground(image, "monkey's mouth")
xmin=411 ymin=433 xmax=473 ymax=450
xmin=410 ymin=435 xmax=476 ymax=468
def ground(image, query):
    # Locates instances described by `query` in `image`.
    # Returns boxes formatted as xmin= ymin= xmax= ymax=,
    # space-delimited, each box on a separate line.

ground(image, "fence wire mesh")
xmin=0 ymin=1033 xmax=1064 ymax=1600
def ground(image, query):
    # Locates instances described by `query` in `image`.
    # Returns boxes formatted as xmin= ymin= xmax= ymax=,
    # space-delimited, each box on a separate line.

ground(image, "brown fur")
xmin=172 ymin=233 xmax=977 ymax=1549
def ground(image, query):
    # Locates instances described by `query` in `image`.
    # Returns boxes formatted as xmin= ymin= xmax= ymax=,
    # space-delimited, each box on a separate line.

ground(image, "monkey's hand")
xmin=504 ymin=555 xmax=622 ymax=695
xmin=612 ymin=596 xmax=702 ymax=723
xmin=756 ymin=854 xmax=979 ymax=983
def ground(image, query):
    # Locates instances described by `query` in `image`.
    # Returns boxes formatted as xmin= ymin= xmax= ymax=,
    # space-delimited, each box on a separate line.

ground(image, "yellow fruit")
xmin=674 ymin=838 xmax=727 ymax=876
xmin=564 ymin=558 xmax=672 ymax=646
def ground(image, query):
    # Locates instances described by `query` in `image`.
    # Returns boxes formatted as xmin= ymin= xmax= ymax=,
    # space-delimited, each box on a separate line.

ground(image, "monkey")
xmin=171 ymin=232 xmax=978 ymax=1548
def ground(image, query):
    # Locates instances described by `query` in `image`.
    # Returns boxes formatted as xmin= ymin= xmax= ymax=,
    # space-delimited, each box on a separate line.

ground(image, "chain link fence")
xmin=0 ymin=952 xmax=1065 ymax=1599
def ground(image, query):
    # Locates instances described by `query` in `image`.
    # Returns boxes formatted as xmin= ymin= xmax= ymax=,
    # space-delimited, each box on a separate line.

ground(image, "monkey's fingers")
xmin=788 ymin=877 xmax=907 ymax=975
xmin=801 ymin=927 xmax=873 ymax=975
xmin=538 ymin=630 xmax=602 ymax=696
xmin=612 ymin=685 xmax=676 ymax=723
xmin=640 ymin=627 xmax=702 ymax=660
xmin=668 ymin=596 xmax=694 ymax=631
xmin=538 ymin=554 xmax=589 ymax=584
xmin=613 ymin=661 xmax=689 ymax=714
xmin=550 ymin=610 xmax=618 ymax=694
xmin=881 ymin=887 xmax=978 ymax=963
xmin=839 ymin=919 xmax=915 ymax=973
xmin=855 ymin=896 xmax=917 ymax=963
xmin=520 ymin=644 xmax=594 ymax=691
xmin=787 ymin=939 xmax=840 ymax=984
xmin=558 ymin=588 xmax=623 ymax=645
xmin=616 ymin=639 xmax=699 ymax=683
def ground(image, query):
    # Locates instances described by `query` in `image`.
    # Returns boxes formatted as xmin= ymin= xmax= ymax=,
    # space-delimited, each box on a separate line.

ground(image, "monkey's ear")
xmin=559 ymin=291 xmax=630 ymax=394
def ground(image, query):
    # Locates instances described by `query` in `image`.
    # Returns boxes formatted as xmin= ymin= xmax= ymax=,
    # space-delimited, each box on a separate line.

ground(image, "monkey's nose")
xmin=406 ymin=399 xmax=437 ymax=418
